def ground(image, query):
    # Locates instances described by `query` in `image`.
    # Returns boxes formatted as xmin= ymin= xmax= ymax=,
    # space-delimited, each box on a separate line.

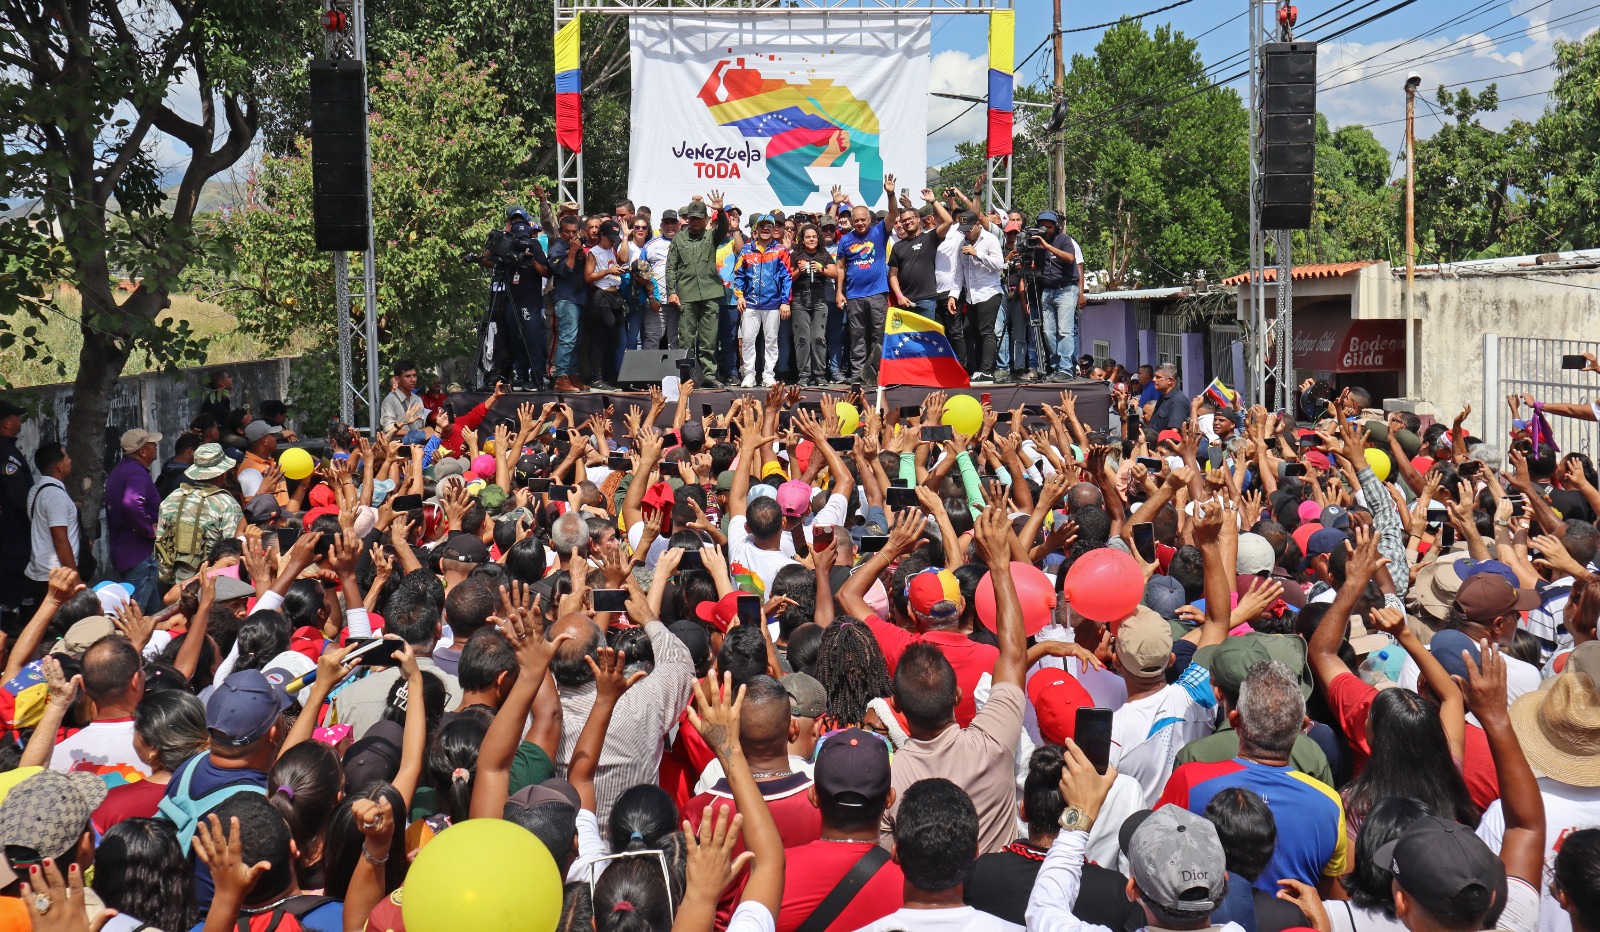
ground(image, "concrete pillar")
xmin=1180 ymin=332 xmax=1207 ymax=394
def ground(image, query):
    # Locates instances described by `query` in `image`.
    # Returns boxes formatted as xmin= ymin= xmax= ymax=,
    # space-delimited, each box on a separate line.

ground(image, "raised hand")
xmin=587 ymin=646 xmax=647 ymax=703
xmin=194 ymin=814 xmax=271 ymax=905
xmin=687 ymin=671 xmax=744 ymax=761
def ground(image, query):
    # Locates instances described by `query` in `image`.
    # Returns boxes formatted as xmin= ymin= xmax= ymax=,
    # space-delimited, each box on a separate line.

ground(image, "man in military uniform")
xmin=0 ymin=399 xmax=35 ymax=628
xmin=154 ymin=442 xmax=244 ymax=584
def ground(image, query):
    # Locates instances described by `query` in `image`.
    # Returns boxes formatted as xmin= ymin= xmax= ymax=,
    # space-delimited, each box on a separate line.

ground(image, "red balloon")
xmin=975 ymin=561 xmax=1060 ymax=636
xmin=1064 ymin=549 xmax=1144 ymax=622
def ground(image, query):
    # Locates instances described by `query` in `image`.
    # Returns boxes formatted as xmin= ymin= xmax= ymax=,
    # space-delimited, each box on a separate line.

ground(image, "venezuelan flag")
xmin=555 ymin=17 xmax=583 ymax=153
xmin=1204 ymin=377 xmax=1238 ymax=409
xmin=880 ymin=308 xmax=970 ymax=388
xmin=987 ymin=10 xmax=1014 ymax=158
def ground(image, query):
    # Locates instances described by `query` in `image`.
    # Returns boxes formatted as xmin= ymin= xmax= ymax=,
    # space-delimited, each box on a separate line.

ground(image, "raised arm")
xmin=973 ymin=502 xmax=1027 ymax=687
xmin=470 ymin=604 xmax=568 ymax=819
xmin=1460 ymin=642 xmax=1544 ymax=888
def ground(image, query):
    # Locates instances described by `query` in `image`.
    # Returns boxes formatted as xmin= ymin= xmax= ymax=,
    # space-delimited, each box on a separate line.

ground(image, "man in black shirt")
xmin=1145 ymin=363 xmax=1190 ymax=437
xmin=0 ymin=398 xmax=34 ymax=623
xmin=888 ymin=191 xmax=955 ymax=353
xmin=1033 ymin=209 xmax=1087 ymax=380
xmin=502 ymin=207 xmax=551 ymax=390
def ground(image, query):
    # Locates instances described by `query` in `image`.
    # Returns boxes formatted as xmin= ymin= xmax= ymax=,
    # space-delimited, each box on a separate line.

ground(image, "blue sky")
xmin=925 ymin=0 xmax=1599 ymax=167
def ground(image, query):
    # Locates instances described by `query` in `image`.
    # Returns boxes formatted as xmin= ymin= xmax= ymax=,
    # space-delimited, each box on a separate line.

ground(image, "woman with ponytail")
xmin=267 ymin=740 xmax=345 ymax=892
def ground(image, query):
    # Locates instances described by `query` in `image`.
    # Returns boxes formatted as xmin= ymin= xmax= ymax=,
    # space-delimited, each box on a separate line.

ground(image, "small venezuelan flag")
xmin=1203 ymin=377 xmax=1238 ymax=410
xmin=879 ymin=308 xmax=970 ymax=388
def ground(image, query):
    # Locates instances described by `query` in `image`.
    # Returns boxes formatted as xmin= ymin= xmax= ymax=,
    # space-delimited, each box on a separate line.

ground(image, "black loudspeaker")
xmin=617 ymin=349 xmax=701 ymax=387
xmin=309 ymin=59 xmax=370 ymax=252
xmin=1261 ymin=42 xmax=1317 ymax=230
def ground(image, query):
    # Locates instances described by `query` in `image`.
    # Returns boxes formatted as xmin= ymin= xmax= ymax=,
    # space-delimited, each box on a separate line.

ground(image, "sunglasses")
xmin=633 ymin=225 xmax=649 ymax=231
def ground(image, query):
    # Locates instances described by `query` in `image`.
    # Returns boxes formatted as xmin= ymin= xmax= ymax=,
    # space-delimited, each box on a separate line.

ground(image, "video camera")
xmin=485 ymin=216 xmax=539 ymax=267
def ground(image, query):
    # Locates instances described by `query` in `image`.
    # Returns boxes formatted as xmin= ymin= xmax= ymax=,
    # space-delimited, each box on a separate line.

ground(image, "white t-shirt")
xmin=727 ymin=514 xmax=800 ymax=595
xmin=851 ymin=905 xmax=1022 ymax=932
xmin=48 ymin=719 xmax=152 ymax=778
xmin=26 ymin=477 xmax=78 ymax=582
xmin=1498 ymin=876 xmax=1544 ymax=932
xmin=728 ymin=902 xmax=777 ymax=932
xmin=934 ymin=225 xmax=965 ymax=295
xmin=1326 ymin=899 xmax=1409 ymax=932
xmin=1477 ymin=778 xmax=1600 ymax=932
xmin=1110 ymin=664 xmax=1218 ymax=806
xmin=1398 ymin=651 xmax=1542 ymax=710
xmin=625 ymin=520 xmax=671 ymax=569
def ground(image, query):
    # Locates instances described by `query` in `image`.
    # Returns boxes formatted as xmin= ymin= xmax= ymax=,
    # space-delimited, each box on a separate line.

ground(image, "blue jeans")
xmin=1040 ymin=285 xmax=1080 ymax=372
xmin=511 ymin=299 xmax=547 ymax=384
xmin=553 ymin=299 xmax=581 ymax=376
xmin=912 ymin=297 xmax=939 ymax=317
xmin=119 ymin=552 xmax=163 ymax=613
xmin=995 ymin=297 xmax=1010 ymax=370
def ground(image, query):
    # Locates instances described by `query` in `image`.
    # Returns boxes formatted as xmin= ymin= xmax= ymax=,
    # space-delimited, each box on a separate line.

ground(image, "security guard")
xmin=0 ymin=399 xmax=35 ymax=624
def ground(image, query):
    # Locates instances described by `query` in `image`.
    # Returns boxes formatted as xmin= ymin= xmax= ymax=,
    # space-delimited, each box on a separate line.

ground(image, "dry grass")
xmin=3 ymin=288 xmax=295 ymax=388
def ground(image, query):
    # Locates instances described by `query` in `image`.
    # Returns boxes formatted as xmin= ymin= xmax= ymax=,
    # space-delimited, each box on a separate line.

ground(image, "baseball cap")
xmin=1037 ymin=209 xmax=1061 ymax=224
xmin=715 ymin=470 xmax=736 ymax=492
xmin=0 ymin=400 xmax=25 ymax=420
xmin=780 ymin=672 xmax=827 ymax=719
xmin=1235 ymin=533 xmax=1275 ymax=576
xmin=244 ymin=420 xmax=282 ymax=443
xmin=1298 ymin=500 xmax=1325 ymax=526
xmin=507 ymin=782 xmax=579 ymax=811
xmin=694 ymin=592 xmax=741 ymax=633
xmin=206 ymin=669 xmax=294 ymax=747
xmin=1003 ymin=219 xmax=1022 ymax=233
xmin=1374 ymin=816 xmax=1504 ymax=921
xmin=747 ymin=484 xmax=777 ymax=505
xmin=120 ymin=428 xmax=163 ymax=454
xmin=1142 ymin=576 xmax=1187 ymax=621
xmin=1300 ymin=529 xmax=1349 ymax=570
xmin=245 ymin=495 xmax=284 ymax=525
xmin=93 ymin=581 xmax=135 ymax=615
xmin=342 ymin=720 xmax=404 ymax=792
xmin=1320 ymin=505 xmax=1351 ymax=530
xmin=507 ymin=205 xmax=530 ymax=221
xmin=441 ymin=533 xmax=490 ymax=565
xmin=907 ymin=568 xmax=963 ymax=617
xmin=813 ymin=728 xmax=891 ymax=806
xmin=1450 ymin=558 xmax=1521 ymax=587
xmin=679 ymin=421 xmax=706 ymax=449
xmin=0 ymin=770 xmax=107 ymax=860
xmin=1121 ymin=807 xmax=1227 ymax=913
xmin=1157 ymin=429 xmax=1182 ymax=445
xmin=660 ymin=209 xmax=680 ymax=223
xmin=777 ymin=479 xmax=813 ymax=518
xmin=667 ymin=620 xmax=712 ymax=671
xmin=263 ymin=650 xmax=317 ymax=705
xmin=53 ymin=616 xmax=115 ymax=656
xmin=1026 ymin=668 xmax=1094 ymax=745
xmin=957 ymin=210 xmax=979 ymax=230
xmin=1452 ymin=573 xmax=1539 ymax=622
xmin=1427 ymin=629 xmax=1482 ymax=683
xmin=1116 ymin=607 xmax=1174 ymax=677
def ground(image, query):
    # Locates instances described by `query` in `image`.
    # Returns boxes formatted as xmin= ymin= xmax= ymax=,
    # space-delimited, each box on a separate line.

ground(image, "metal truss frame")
xmin=552 ymin=0 xmax=1013 ymax=214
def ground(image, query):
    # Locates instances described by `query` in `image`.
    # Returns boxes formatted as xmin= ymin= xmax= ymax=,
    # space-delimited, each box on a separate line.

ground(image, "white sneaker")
xmin=740 ymin=376 xmax=756 ymax=388
xmin=762 ymin=376 xmax=778 ymax=388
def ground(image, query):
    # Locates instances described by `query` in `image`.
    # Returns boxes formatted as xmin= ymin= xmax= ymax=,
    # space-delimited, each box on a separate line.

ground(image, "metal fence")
xmin=1484 ymin=334 xmax=1600 ymax=457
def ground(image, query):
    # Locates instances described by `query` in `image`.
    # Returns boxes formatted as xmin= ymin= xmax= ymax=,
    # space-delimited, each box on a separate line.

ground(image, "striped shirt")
xmin=554 ymin=619 xmax=695 ymax=825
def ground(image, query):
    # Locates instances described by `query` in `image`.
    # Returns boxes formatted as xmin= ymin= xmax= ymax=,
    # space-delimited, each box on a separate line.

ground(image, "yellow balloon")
xmin=836 ymin=401 xmax=860 ymax=436
xmin=403 ymin=818 xmax=562 ymax=932
xmin=942 ymin=394 xmax=983 ymax=437
xmin=1364 ymin=447 xmax=1392 ymax=481
xmin=278 ymin=447 xmax=315 ymax=481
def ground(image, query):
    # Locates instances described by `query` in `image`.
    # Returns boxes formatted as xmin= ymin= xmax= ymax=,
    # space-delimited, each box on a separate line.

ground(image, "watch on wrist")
xmin=1059 ymin=806 xmax=1094 ymax=833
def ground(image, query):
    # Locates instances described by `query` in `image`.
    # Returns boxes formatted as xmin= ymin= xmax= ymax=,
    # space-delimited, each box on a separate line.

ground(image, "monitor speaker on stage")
xmin=1261 ymin=41 xmax=1317 ymax=230
xmin=310 ymin=58 xmax=371 ymax=252
xmin=618 ymin=349 xmax=701 ymax=387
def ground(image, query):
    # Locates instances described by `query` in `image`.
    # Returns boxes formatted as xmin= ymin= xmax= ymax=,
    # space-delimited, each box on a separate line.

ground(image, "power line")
xmin=1060 ymin=0 xmax=1196 ymax=35
xmin=1314 ymin=0 xmax=1503 ymax=84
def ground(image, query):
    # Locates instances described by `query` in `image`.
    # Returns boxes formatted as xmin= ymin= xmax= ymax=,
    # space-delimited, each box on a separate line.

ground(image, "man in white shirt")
xmin=26 ymin=441 xmax=78 ymax=588
xmin=643 ymin=210 xmax=679 ymax=348
xmin=50 ymin=635 xmax=152 ymax=778
xmin=951 ymin=211 xmax=1006 ymax=384
xmin=1108 ymin=608 xmax=1218 ymax=805
xmin=378 ymin=358 xmax=424 ymax=436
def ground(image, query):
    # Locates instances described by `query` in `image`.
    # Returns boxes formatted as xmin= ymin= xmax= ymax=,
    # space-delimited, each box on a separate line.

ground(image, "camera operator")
xmin=1030 ymin=209 xmax=1086 ymax=380
xmin=998 ymin=212 xmax=1040 ymax=381
xmin=475 ymin=205 xmax=551 ymax=390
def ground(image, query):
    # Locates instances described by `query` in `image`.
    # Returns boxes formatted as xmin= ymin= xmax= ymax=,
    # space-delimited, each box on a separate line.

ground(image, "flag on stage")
xmin=987 ymin=10 xmax=1014 ymax=158
xmin=554 ymin=17 xmax=584 ymax=153
xmin=880 ymin=308 xmax=970 ymax=388
xmin=1204 ymin=377 xmax=1238 ymax=410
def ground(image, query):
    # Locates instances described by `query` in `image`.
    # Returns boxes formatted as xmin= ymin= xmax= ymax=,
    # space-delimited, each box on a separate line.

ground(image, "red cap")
xmin=694 ymin=592 xmax=741 ymax=632
xmin=1026 ymin=668 xmax=1094 ymax=745
xmin=642 ymin=481 xmax=675 ymax=515
xmin=907 ymin=569 xmax=962 ymax=616
xmin=1303 ymin=450 xmax=1331 ymax=470
xmin=1157 ymin=429 xmax=1182 ymax=445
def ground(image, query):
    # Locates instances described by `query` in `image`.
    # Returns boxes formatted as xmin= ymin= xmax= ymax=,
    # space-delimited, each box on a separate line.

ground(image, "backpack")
xmin=155 ymin=484 xmax=228 ymax=583
xmin=155 ymin=756 xmax=265 ymax=853
xmin=236 ymin=895 xmax=338 ymax=932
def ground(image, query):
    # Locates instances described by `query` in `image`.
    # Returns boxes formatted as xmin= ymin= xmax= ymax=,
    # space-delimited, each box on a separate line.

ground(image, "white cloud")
xmin=926 ymin=48 xmax=996 ymax=158
xmin=1316 ymin=1 xmax=1600 ymax=141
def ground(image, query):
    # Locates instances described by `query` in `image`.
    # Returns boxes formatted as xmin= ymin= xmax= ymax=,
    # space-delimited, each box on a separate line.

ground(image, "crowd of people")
xmin=476 ymin=181 xmax=1089 ymax=394
xmin=0 ymin=360 xmax=1596 ymax=932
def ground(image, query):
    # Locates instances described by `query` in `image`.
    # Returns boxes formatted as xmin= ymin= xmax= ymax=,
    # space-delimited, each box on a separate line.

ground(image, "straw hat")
xmin=1509 ymin=670 xmax=1600 ymax=787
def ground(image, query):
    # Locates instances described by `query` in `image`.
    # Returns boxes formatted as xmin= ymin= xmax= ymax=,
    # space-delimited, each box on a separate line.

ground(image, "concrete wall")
xmin=1080 ymin=301 xmax=1139 ymax=368
xmin=11 ymin=358 xmax=297 ymax=474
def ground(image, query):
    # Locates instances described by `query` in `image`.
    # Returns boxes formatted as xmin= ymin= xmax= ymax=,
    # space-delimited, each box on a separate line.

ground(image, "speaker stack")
xmin=309 ymin=58 xmax=371 ymax=252
xmin=1261 ymin=42 xmax=1317 ymax=230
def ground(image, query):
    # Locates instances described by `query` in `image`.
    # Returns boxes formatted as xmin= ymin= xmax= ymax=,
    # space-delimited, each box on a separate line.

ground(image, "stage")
xmin=447 ymin=379 xmax=1113 ymax=434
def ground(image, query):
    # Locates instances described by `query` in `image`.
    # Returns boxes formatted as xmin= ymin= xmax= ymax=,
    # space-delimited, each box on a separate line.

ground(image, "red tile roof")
xmin=1222 ymin=260 xmax=1381 ymax=287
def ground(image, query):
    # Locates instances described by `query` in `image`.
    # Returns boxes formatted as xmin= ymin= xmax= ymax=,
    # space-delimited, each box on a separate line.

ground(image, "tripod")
xmin=1013 ymin=269 xmax=1050 ymax=381
xmin=472 ymin=262 xmax=541 ymax=390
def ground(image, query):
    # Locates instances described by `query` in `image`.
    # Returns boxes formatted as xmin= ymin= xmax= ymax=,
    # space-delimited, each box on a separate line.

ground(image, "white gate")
xmin=1484 ymin=334 xmax=1600 ymax=457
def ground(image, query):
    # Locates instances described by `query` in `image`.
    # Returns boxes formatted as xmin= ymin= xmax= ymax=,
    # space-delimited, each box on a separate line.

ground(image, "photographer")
xmin=475 ymin=205 xmax=551 ymax=390
xmin=999 ymin=214 xmax=1040 ymax=381
xmin=1031 ymin=209 xmax=1086 ymax=380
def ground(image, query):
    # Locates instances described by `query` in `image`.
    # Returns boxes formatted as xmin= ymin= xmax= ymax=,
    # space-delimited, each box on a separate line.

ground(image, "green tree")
xmin=941 ymin=20 xmax=1249 ymax=287
xmin=1533 ymin=31 xmax=1600 ymax=251
xmin=212 ymin=42 xmax=529 ymax=397
xmin=1301 ymin=117 xmax=1400 ymax=264
xmin=1410 ymin=85 xmax=1542 ymax=262
xmin=0 ymin=0 xmax=308 ymax=531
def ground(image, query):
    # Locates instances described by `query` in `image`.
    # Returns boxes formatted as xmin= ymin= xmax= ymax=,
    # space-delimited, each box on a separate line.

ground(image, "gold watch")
xmin=1059 ymin=806 xmax=1094 ymax=833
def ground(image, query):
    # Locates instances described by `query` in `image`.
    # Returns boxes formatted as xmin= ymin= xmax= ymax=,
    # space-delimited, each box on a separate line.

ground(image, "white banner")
xmin=627 ymin=14 xmax=930 ymax=215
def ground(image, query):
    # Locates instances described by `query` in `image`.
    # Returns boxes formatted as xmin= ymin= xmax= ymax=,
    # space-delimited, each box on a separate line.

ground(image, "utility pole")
xmin=1052 ymin=0 xmax=1066 ymax=211
xmin=1404 ymin=72 xmax=1420 ymax=400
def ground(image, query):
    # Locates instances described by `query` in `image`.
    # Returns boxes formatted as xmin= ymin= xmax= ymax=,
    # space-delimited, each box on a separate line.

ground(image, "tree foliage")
xmin=0 ymin=0 xmax=308 ymax=526
xmin=1299 ymin=116 xmax=1399 ymax=264
xmin=1532 ymin=31 xmax=1600 ymax=251
xmin=211 ymin=42 xmax=531 ymax=377
xmin=1410 ymin=85 xmax=1541 ymax=263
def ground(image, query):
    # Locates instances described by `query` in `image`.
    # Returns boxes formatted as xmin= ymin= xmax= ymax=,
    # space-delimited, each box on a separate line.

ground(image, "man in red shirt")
xmin=778 ymin=727 xmax=904 ymax=932
xmin=838 ymin=538 xmax=999 ymax=727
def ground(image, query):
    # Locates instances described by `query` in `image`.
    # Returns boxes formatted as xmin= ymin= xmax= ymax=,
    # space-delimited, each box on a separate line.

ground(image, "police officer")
xmin=0 ymin=399 xmax=35 ymax=626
